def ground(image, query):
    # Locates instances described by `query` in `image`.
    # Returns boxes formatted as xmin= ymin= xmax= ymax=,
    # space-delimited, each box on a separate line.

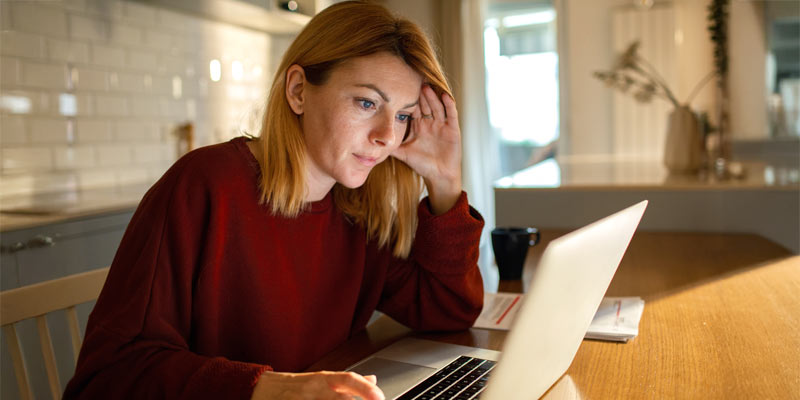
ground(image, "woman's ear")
xmin=285 ymin=64 xmax=306 ymax=115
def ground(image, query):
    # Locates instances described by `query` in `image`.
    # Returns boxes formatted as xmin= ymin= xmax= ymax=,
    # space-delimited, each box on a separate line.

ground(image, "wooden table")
xmin=308 ymin=231 xmax=799 ymax=398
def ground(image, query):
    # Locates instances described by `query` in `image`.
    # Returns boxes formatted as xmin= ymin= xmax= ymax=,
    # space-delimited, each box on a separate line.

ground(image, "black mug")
xmin=491 ymin=227 xmax=540 ymax=280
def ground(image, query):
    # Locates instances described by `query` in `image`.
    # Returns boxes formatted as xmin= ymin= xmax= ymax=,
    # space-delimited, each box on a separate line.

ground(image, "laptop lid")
xmin=481 ymin=200 xmax=647 ymax=400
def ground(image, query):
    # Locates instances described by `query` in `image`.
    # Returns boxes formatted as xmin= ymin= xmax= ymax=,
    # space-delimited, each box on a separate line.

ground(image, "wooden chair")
xmin=1 ymin=267 xmax=109 ymax=400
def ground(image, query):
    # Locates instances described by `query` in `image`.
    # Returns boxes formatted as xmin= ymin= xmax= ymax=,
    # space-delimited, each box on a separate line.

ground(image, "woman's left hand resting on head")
xmin=391 ymin=85 xmax=462 ymax=215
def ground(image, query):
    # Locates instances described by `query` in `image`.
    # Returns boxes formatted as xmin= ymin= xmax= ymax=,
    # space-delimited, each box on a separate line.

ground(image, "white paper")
xmin=472 ymin=292 xmax=524 ymax=330
xmin=585 ymin=297 xmax=645 ymax=342
xmin=473 ymin=293 xmax=645 ymax=343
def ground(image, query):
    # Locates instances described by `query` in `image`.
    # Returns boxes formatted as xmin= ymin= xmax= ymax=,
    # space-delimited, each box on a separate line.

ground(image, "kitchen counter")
xmin=0 ymin=184 xmax=150 ymax=232
xmin=494 ymin=158 xmax=800 ymax=253
xmin=495 ymin=158 xmax=800 ymax=190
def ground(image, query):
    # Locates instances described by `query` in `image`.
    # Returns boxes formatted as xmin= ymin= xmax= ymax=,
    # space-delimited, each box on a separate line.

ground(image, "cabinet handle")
xmin=1 ymin=234 xmax=59 ymax=253
xmin=0 ymin=242 xmax=27 ymax=253
xmin=27 ymin=235 xmax=56 ymax=248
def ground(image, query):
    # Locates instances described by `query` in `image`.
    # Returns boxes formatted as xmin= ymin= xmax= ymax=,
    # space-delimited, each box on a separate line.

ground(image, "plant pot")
xmin=663 ymin=106 xmax=704 ymax=174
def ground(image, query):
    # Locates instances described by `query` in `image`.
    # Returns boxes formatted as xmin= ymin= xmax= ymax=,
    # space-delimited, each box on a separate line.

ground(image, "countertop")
xmin=494 ymin=158 xmax=800 ymax=191
xmin=0 ymin=184 xmax=150 ymax=232
xmin=493 ymin=157 xmax=800 ymax=253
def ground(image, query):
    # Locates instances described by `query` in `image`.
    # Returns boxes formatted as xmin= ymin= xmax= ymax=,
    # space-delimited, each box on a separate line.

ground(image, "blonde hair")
xmin=254 ymin=1 xmax=452 ymax=258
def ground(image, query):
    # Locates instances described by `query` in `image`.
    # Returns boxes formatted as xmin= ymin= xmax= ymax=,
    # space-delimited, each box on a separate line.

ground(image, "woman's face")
xmin=287 ymin=52 xmax=423 ymax=194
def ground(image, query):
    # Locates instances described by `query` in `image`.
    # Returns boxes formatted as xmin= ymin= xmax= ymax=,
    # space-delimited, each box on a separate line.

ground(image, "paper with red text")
xmin=472 ymin=292 xmax=523 ymax=330
xmin=585 ymin=296 xmax=645 ymax=342
xmin=473 ymin=293 xmax=645 ymax=343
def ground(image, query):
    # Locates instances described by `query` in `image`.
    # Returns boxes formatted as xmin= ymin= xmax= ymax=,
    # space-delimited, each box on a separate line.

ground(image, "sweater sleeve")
xmin=63 ymin=154 xmax=270 ymax=400
xmin=376 ymin=192 xmax=485 ymax=331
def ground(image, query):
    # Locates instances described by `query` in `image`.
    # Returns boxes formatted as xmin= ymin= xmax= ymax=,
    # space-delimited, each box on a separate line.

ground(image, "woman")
xmin=64 ymin=2 xmax=484 ymax=399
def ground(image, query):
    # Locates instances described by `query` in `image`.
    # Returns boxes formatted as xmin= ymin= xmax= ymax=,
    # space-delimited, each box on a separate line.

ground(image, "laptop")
xmin=347 ymin=200 xmax=648 ymax=400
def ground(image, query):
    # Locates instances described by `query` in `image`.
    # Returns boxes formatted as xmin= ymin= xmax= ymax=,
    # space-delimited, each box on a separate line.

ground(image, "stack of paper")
xmin=473 ymin=293 xmax=645 ymax=342
xmin=585 ymin=296 xmax=645 ymax=342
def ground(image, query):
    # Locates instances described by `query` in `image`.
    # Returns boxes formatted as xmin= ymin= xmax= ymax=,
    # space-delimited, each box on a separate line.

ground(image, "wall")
xmin=377 ymin=0 xmax=437 ymax=44
xmin=561 ymin=0 xmax=722 ymax=160
xmin=561 ymin=0 xmax=621 ymax=158
xmin=729 ymin=1 xmax=768 ymax=140
xmin=563 ymin=0 xmax=775 ymax=159
xmin=673 ymin=0 xmax=715 ymax=114
xmin=0 ymin=0 xmax=293 ymax=200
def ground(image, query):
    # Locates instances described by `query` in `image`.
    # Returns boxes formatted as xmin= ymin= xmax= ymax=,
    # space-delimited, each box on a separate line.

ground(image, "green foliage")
xmin=707 ymin=0 xmax=729 ymax=85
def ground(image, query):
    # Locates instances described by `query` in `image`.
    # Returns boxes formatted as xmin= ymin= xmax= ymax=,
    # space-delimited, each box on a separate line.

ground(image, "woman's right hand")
xmin=251 ymin=370 xmax=385 ymax=400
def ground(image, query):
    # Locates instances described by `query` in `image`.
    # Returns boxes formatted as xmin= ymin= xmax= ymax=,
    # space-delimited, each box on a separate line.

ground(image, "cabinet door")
xmin=0 ymin=252 xmax=19 ymax=291
xmin=15 ymin=227 xmax=126 ymax=286
xmin=8 ymin=210 xmax=133 ymax=286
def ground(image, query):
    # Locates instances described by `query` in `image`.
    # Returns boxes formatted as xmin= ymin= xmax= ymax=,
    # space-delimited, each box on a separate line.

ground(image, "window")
xmin=484 ymin=2 xmax=559 ymax=177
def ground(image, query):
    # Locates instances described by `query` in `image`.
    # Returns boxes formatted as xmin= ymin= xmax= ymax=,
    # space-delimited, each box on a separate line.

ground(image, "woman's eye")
xmin=358 ymin=99 xmax=375 ymax=110
xmin=397 ymin=114 xmax=411 ymax=123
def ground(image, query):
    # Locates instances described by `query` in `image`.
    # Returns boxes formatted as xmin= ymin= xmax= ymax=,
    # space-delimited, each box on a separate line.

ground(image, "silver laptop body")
xmin=348 ymin=200 xmax=648 ymax=400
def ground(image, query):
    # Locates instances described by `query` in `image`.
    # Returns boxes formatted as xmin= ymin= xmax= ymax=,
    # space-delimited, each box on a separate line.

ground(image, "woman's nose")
xmin=370 ymin=116 xmax=397 ymax=147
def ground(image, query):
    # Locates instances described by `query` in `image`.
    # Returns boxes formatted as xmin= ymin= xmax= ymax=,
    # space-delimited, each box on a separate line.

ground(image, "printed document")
xmin=473 ymin=293 xmax=645 ymax=342
xmin=472 ymin=292 xmax=523 ymax=330
xmin=585 ymin=296 xmax=645 ymax=342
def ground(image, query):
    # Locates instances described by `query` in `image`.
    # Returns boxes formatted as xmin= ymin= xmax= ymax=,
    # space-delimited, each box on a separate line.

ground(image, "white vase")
xmin=663 ymin=106 xmax=704 ymax=174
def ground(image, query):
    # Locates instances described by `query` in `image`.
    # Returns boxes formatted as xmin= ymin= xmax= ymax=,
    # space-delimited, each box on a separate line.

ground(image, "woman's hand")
xmin=391 ymin=85 xmax=463 ymax=215
xmin=251 ymin=370 xmax=385 ymax=400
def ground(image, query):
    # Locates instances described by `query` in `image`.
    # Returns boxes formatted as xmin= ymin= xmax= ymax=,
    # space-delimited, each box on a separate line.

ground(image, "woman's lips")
xmin=354 ymin=154 xmax=379 ymax=167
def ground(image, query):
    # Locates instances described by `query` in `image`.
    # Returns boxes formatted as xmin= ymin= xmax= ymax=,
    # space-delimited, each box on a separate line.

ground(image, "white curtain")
xmin=437 ymin=0 xmax=500 ymax=291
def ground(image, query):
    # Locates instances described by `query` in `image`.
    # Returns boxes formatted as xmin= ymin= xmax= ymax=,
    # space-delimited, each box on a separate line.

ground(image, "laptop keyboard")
xmin=395 ymin=355 xmax=496 ymax=400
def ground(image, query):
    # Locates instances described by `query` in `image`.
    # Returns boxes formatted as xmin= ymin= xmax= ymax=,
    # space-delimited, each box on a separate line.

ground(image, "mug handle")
xmin=529 ymin=229 xmax=540 ymax=247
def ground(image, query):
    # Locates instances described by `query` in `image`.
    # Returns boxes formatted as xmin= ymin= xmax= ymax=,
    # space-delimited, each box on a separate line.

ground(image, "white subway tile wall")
xmin=47 ymin=38 xmax=91 ymax=64
xmin=0 ymin=57 xmax=20 ymax=86
xmin=0 ymin=31 xmax=46 ymax=59
xmin=0 ymin=115 xmax=26 ymax=144
xmin=29 ymin=118 xmax=70 ymax=144
xmin=0 ymin=0 xmax=284 ymax=199
xmin=54 ymin=145 xmax=96 ymax=169
xmin=76 ymin=119 xmax=112 ymax=142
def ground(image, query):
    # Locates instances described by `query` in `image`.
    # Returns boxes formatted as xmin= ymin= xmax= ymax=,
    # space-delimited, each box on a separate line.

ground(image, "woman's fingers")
xmin=326 ymin=372 xmax=385 ymax=400
xmin=442 ymin=92 xmax=458 ymax=126
xmin=418 ymin=86 xmax=432 ymax=118
xmin=423 ymin=85 xmax=445 ymax=120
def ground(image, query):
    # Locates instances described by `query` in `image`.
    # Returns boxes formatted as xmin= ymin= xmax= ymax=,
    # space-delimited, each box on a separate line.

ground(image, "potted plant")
xmin=593 ymin=40 xmax=716 ymax=173
xmin=593 ymin=0 xmax=729 ymax=174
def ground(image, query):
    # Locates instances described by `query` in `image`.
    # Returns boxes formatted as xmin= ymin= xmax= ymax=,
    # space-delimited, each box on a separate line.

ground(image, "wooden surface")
xmin=1 ymin=267 xmax=110 ymax=325
xmin=307 ymin=231 xmax=798 ymax=399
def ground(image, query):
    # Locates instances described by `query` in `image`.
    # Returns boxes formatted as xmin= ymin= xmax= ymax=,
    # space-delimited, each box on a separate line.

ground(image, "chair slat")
xmin=1 ymin=267 xmax=109 ymax=326
xmin=2 ymin=267 xmax=109 ymax=397
xmin=66 ymin=306 xmax=82 ymax=365
xmin=36 ymin=316 xmax=62 ymax=400
xmin=3 ymin=325 xmax=33 ymax=400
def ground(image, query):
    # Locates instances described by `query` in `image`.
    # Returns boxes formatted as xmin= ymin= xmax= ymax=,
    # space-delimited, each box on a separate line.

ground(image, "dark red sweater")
xmin=63 ymin=137 xmax=484 ymax=400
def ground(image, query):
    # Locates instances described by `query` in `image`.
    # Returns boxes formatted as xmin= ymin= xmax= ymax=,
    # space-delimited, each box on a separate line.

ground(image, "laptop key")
xmin=395 ymin=356 xmax=494 ymax=400
xmin=396 ymin=357 xmax=465 ymax=400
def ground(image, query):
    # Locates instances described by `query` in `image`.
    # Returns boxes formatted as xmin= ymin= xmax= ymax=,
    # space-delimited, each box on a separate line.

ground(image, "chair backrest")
xmin=1 ymin=267 xmax=109 ymax=400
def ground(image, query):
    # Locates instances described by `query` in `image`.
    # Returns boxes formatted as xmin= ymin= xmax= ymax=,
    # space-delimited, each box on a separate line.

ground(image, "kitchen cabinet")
xmin=1 ymin=209 xmax=134 ymax=400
